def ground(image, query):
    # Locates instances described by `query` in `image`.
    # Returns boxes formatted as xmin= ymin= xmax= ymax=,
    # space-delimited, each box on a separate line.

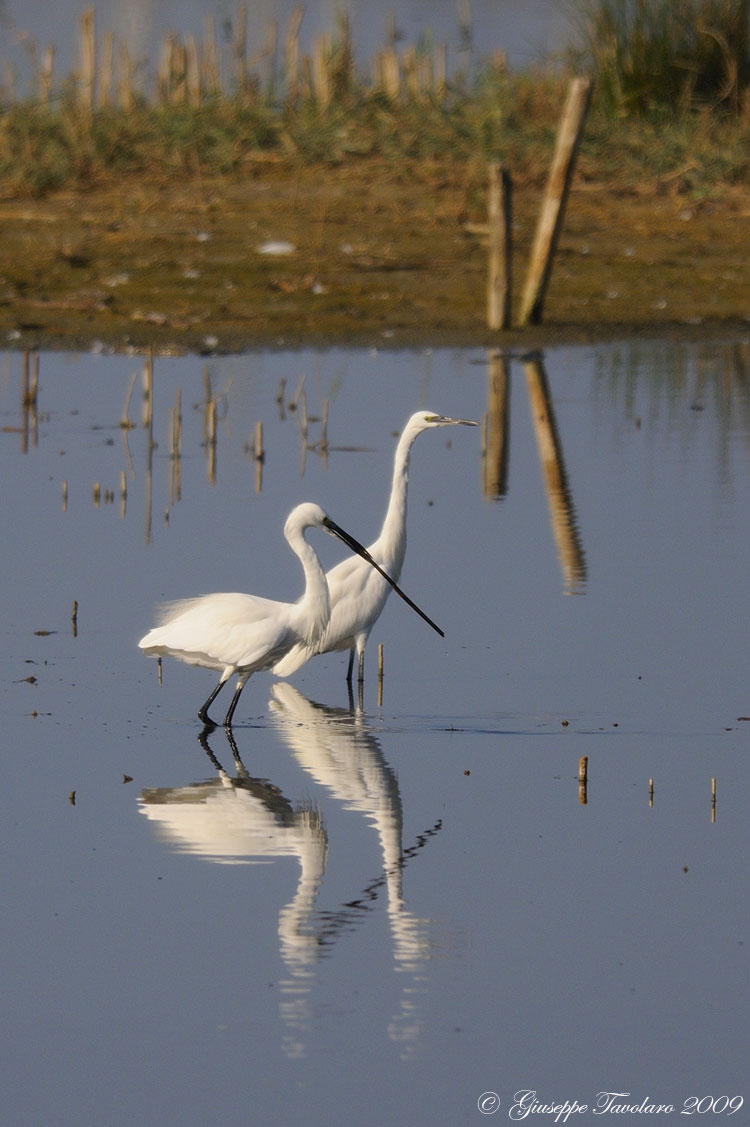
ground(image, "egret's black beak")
xmin=323 ymin=517 xmax=444 ymax=638
xmin=429 ymin=415 xmax=479 ymax=426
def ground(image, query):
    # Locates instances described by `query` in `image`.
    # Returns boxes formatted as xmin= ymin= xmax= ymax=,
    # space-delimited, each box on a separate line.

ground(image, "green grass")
xmin=2 ymin=3 xmax=750 ymax=199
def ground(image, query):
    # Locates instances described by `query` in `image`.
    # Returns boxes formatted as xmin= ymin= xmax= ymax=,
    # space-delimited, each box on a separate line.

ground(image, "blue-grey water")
xmin=1 ymin=0 xmax=575 ymax=92
xmin=1 ymin=340 xmax=748 ymax=1125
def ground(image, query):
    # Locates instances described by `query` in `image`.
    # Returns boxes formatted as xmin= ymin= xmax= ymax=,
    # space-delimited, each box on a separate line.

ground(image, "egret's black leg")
xmin=198 ymin=677 xmax=226 ymax=728
xmin=345 ymin=648 xmax=355 ymax=685
xmin=223 ymin=675 xmax=249 ymax=727
xmin=357 ymin=649 xmax=365 ymax=685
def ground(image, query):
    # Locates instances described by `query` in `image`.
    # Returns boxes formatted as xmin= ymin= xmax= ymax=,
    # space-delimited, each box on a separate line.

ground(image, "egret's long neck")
xmin=374 ymin=424 xmax=418 ymax=578
xmin=289 ymin=529 xmax=331 ymax=647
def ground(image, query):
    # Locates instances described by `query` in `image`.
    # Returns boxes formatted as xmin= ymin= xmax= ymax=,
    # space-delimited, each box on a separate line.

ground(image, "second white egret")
xmin=139 ymin=502 xmax=442 ymax=727
xmin=273 ymin=411 xmax=477 ymax=683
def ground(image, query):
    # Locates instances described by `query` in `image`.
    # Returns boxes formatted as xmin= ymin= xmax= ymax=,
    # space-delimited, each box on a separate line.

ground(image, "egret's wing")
xmin=140 ymin=592 xmax=296 ymax=671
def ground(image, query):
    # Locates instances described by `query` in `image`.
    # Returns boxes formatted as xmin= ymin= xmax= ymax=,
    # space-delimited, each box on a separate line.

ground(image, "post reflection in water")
xmin=481 ymin=349 xmax=586 ymax=594
xmin=482 ymin=350 xmax=510 ymax=499
xmin=138 ymin=690 xmax=441 ymax=1060
xmin=523 ymin=353 xmax=586 ymax=594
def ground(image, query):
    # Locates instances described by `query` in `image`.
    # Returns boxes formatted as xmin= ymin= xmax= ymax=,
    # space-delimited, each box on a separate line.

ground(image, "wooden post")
xmin=519 ymin=76 xmax=592 ymax=327
xmin=487 ymin=163 xmax=512 ymax=330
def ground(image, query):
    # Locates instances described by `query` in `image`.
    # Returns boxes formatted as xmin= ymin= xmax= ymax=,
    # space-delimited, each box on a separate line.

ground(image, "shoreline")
xmin=2 ymin=163 xmax=749 ymax=354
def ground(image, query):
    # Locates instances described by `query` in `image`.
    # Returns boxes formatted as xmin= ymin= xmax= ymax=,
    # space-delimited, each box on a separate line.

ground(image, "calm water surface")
xmin=1 ymin=340 xmax=748 ymax=1125
xmin=1 ymin=0 xmax=574 ymax=88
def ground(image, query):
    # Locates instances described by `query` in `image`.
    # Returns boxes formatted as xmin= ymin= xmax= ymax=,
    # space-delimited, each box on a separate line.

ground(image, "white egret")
xmin=274 ymin=412 xmax=477 ymax=684
xmin=139 ymin=502 xmax=441 ymax=727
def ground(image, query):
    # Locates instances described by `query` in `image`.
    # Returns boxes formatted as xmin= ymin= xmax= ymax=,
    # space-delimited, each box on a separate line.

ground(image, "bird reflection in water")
xmin=268 ymin=683 xmax=441 ymax=1058
xmin=138 ymin=692 xmax=441 ymax=1059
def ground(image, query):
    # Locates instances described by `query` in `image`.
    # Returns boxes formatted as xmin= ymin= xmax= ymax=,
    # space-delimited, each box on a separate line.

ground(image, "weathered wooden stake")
xmin=519 ymin=76 xmax=592 ymax=327
xmin=487 ymin=163 xmax=512 ymax=330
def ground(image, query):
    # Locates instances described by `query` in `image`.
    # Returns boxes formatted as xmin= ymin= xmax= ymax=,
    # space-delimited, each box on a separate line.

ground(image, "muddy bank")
xmin=1 ymin=161 xmax=749 ymax=353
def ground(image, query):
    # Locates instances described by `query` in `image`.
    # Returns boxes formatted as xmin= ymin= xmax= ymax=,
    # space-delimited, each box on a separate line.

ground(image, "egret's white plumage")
xmin=139 ymin=501 xmax=439 ymax=727
xmin=273 ymin=411 xmax=477 ymax=683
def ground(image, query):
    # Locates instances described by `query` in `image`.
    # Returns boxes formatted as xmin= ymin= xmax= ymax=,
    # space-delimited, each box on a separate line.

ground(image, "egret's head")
xmin=408 ymin=410 xmax=478 ymax=432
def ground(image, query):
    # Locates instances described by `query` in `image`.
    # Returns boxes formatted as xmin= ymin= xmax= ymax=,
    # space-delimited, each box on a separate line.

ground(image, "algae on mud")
xmin=1 ymin=159 xmax=749 ymax=352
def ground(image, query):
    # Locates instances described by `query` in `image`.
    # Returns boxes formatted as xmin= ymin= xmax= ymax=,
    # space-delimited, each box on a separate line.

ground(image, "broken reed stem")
xmin=98 ymin=31 xmax=113 ymax=107
xmin=312 ymin=35 xmax=332 ymax=108
xmin=117 ymin=42 xmax=134 ymax=111
xmin=79 ymin=7 xmax=96 ymax=116
xmin=39 ymin=45 xmax=55 ymax=103
xmin=169 ymin=388 xmax=182 ymax=506
xmin=71 ymin=599 xmax=78 ymax=637
xmin=202 ymin=17 xmax=220 ymax=96
xmin=141 ymin=352 xmax=153 ymax=430
xmin=233 ymin=3 xmax=248 ymax=94
xmin=318 ymin=398 xmax=330 ymax=468
xmin=253 ymin=419 xmax=264 ymax=493
xmin=285 ymin=6 xmax=305 ymax=103
xmin=121 ymin=370 xmax=137 ymax=428
xmin=22 ymin=349 xmax=39 ymax=408
xmin=206 ymin=396 xmax=217 ymax=483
